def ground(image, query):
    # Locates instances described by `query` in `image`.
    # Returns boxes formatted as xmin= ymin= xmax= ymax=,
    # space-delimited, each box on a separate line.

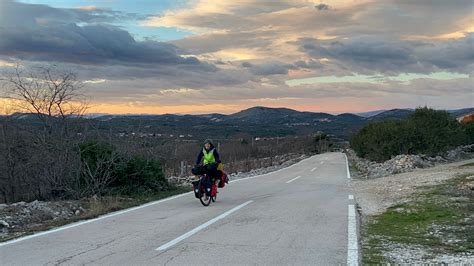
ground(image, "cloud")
xmin=159 ymin=88 xmax=198 ymax=94
xmin=0 ymin=1 xmax=206 ymax=68
xmin=242 ymin=61 xmax=296 ymax=76
xmin=163 ymin=0 xmax=473 ymax=78
xmin=0 ymin=0 xmax=147 ymax=26
xmin=1 ymin=0 xmax=472 ymax=114
xmin=297 ymin=34 xmax=474 ymax=75
xmin=83 ymin=79 xmax=108 ymax=84
xmin=315 ymin=4 xmax=330 ymax=11
xmin=415 ymin=33 xmax=474 ymax=71
xmin=77 ymin=6 xmax=98 ymax=11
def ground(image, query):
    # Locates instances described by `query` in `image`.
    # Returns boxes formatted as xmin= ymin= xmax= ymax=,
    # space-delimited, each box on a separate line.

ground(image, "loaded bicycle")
xmin=192 ymin=165 xmax=228 ymax=206
xmin=192 ymin=174 xmax=218 ymax=206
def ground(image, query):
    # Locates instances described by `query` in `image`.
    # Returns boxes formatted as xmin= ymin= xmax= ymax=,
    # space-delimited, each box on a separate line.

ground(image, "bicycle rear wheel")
xmin=211 ymin=183 xmax=217 ymax=202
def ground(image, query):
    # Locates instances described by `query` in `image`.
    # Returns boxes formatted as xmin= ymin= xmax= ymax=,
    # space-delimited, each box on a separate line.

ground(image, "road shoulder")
xmin=350 ymin=159 xmax=474 ymax=263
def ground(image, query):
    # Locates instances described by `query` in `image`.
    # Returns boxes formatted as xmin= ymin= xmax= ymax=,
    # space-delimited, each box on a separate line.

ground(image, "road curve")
xmin=0 ymin=152 xmax=359 ymax=265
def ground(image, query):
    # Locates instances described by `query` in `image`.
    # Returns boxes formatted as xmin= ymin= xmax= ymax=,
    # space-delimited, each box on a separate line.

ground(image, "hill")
xmin=4 ymin=107 xmax=473 ymax=140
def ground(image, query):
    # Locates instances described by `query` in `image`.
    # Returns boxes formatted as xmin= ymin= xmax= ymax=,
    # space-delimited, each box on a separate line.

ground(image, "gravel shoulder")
xmin=350 ymin=158 xmax=474 ymax=216
xmin=350 ymin=157 xmax=474 ymax=264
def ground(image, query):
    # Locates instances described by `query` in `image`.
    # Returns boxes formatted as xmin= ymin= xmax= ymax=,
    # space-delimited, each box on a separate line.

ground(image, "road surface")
xmin=0 ymin=152 xmax=359 ymax=265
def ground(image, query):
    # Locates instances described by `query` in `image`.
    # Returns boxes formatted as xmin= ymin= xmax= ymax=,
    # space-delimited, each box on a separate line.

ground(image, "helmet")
xmin=204 ymin=139 xmax=213 ymax=145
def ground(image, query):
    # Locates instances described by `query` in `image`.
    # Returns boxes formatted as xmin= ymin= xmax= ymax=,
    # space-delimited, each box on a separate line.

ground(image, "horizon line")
xmin=3 ymin=105 xmax=472 ymax=117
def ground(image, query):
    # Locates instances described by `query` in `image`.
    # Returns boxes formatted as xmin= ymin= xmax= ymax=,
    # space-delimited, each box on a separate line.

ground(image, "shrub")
xmin=350 ymin=107 xmax=470 ymax=162
xmin=78 ymin=140 xmax=120 ymax=196
xmin=405 ymin=107 xmax=465 ymax=155
xmin=78 ymin=140 xmax=168 ymax=196
xmin=114 ymin=155 xmax=169 ymax=195
xmin=461 ymin=121 xmax=474 ymax=144
xmin=350 ymin=120 xmax=407 ymax=161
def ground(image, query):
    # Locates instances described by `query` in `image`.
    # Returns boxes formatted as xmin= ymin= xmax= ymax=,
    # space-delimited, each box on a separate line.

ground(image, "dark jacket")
xmin=195 ymin=144 xmax=220 ymax=165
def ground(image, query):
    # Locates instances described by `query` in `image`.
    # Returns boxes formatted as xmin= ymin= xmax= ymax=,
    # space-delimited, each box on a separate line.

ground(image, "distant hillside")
xmin=228 ymin=106 xmax=300 ymax=120
xmin=355 ymin=110 xmax=387 ymax=118
xmin=448 ymin=108 xmax=474 ymax=118
xmin=367 ymin=109 xmax=414 ymax=121
xmin=5 ymin=106 xmax=473 ymax=140
xmin=365 ymin=108 xmax=474 ymax=121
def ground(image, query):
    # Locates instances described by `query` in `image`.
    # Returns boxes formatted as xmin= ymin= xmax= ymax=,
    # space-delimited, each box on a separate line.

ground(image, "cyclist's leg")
xmin=206 ymin=164 xmax=218 ymax=179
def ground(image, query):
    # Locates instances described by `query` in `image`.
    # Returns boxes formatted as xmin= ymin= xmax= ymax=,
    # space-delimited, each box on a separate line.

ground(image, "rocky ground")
xmin=0 ymin=199 xmax=87 ymax=241
xmin=350 ymin=158 xmax=474 ymax=216
xmin=349 ymin=146 xmax=474 ymax=264
xmin=347 ymin=144 xmax=474 ymax=179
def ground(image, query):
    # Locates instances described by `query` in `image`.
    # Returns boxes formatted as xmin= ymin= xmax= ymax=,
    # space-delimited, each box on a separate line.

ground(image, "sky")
xmin=0 ymin=0 xmax=473 ymax=114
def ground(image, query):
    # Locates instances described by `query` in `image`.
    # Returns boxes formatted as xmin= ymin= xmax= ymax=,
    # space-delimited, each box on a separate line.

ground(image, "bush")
xmin=405 ymin=107 xmax=465 ymax=155
xmin=350 ymin=120 xmax=407 ymax=161
xmin=350 ymin=107 xmax=470 ymax=162
xmin=114 ymin=155 xmax=169 ymax=195
xmin=462 ymin=121 xmax=474 ymax=144
xmin=78 ymin=140 xmax=169 ymax=196
xmin=78 ymin=140 xmax=120 ymax=196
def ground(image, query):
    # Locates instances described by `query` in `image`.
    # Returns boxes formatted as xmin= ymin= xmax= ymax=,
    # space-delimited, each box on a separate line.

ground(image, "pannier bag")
xmin=192 ymin=181 xmax=200 ymax=198
xmin=218 ymin=171 xmax=228 ymax=188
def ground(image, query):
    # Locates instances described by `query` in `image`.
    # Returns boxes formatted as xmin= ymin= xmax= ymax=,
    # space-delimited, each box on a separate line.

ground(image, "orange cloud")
xmin=87 ymin=102 xmax=241 ymax=115
xmin=77 ymin=5 xmax=97 ymax=11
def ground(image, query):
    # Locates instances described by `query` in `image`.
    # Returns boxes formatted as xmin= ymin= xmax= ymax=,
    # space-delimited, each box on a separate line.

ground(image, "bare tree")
xmin=2 ymin=63 xmax=88 ymax=131
xmin=0 ymin=64 xmax=90 ymax=202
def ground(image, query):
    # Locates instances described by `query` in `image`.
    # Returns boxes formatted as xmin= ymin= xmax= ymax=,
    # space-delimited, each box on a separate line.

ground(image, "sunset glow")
xmin=1 ymin=0 xmax=472 ymax=115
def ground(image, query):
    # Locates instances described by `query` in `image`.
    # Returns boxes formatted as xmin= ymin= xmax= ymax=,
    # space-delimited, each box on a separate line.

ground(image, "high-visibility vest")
xmin=203 ymin=148 xmax=215 ymax=165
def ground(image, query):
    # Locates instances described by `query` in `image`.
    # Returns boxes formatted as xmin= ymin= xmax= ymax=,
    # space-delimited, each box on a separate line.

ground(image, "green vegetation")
xmin=460 ymin=162 xmax=474 ymax=168
xmin=351 ymin=107 xmax=473 ymax=162
xmin=78 ymin=140 xmax=169 ymax=197
xmin=114 ymin=155 xmax=169 ymax=194
xmin=463 ymin=121 xmax=474 ymax=144
xmin=362 ymin=174 xmax=474 ymax=264
xmin=312 ymin=133 xmax=333 ymax=153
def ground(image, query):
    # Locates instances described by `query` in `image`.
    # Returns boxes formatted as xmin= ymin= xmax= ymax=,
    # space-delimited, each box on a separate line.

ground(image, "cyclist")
xmin=193 ymin=139 xmax=220 ymax=176
xmin=192 ymin=139 xmax=221 ymax=194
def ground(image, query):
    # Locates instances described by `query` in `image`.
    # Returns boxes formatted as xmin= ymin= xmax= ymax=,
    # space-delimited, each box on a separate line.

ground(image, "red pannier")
xmin=218 ymin=171 xmax=228 ymax=188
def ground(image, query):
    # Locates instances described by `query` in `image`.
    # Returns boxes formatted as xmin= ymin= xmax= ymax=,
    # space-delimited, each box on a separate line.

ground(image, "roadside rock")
xmin=382 ymin=243 xmax=474 ymax=264
xmin=458 ymin=177 xmax=474 ymax=192
xmin=347 ymin=144 xmax=474 ymax=179
xmin=445 ymin=144 xmax=474 ymax=161
xmin=0 ymin=200 xmax=86 ymax=239
xmin=0 ymin=220 xmax=9 ymax=228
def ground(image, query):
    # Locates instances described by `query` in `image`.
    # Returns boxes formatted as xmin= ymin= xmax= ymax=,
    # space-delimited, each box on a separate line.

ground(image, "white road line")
xmin=156 ymin=200 xmax=253 ymax=251
xmin=286 ymin=176 xmax=301 ymax=184
xmin=311 ymin=167 xmax=317 ymax=172
xmin=320 ymin=161 xmax=324 ymax=165
xmin=347 ymin=204 xmax=359 ymax=266
xmin=229 ymin=156 xmax=315 ymax=184
xmin=0 ymin=155 xmax=318 ymax=248
xmin=344 ymin=153 xmax=351 ymax=179
xmin=348 ymin=195 xmax=354 ymax=200
xmin=0 ymin=192 xmax=193 ymax=248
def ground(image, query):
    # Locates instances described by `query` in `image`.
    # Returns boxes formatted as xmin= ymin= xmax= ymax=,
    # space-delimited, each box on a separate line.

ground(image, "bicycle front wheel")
xmin=199 ymin=186 xmax=212 ymax=206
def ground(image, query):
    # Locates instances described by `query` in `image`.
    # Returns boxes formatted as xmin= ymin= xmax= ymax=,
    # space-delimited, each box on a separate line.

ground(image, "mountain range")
xmin=4 ymin=106 xmax=474 ymax=140
xmin=92 ymin=106 xmax=474 ymax=139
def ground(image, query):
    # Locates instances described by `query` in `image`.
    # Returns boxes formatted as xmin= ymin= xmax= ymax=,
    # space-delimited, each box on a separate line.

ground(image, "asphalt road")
xmin=0 ymin=152 xmax=359 ymax=265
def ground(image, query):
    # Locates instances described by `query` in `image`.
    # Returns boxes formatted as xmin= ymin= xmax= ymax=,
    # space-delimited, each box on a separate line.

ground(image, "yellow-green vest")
xmin=203 ymin=148 xmax=215 ymax=165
